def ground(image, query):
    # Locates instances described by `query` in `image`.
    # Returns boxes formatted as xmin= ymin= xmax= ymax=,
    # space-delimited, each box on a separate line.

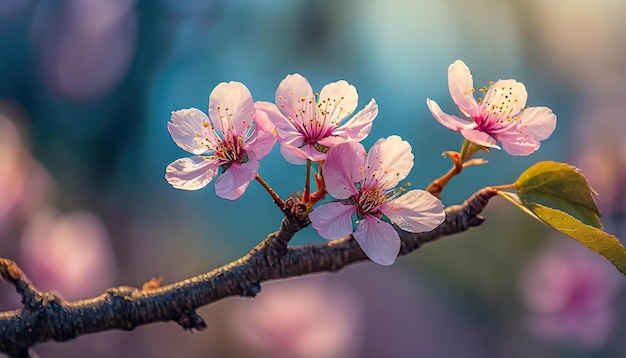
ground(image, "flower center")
xmin=475 ymin=82 xmax=522 ymax=134
xmin=214 ymin=135 xmax=245 ymax=163
xmin=283 ymin=93 xmax=349 ymax=149
xmin=356 ymin=186 xmax=386 ymax=214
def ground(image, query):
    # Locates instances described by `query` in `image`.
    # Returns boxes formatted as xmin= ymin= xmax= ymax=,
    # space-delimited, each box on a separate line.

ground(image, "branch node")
xmin=177 ymin=310 xmax=207 ymax=332
xmin=243 ymin=282 xmax=261 ymax=297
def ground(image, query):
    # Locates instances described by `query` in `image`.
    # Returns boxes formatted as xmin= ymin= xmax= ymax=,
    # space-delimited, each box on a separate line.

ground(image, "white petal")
xmin=165 ymin=156 xmax=219 ymax=190
xmin=426 ymin=99 xmax=471 ymax=132
xmin=214 ymin=161 xmax=260 ymax=200
xmin=519 ymin=106 xmax=557 ymax=141
xmin=483 ymin=79 xmax=527 ymax=118
xmin=208 ymin=81 xmax=255 ymax=135
xmin=318 ymin=79 xmax=359 ymax=124
xmin=382 ymin=190 xmax=445 ymax=233
xmin=353 ymin=216 xmax=400 ymax=266
xmin=332 ymin=98 xmax=377 ymax=143
xmin=365 ymin=135 xmax=413 ymax=191
xmin=323 ymin=142 xmax=364 ymax=199
xmin=459 ymin=128 xmax=500 ymax=149
xmin=275 ymin=73 xmax=314 ymax=123
xmin=168 ymin=108 xmax=214 ymax=155
xmin=309 ymin=202 xmax=357 ymax=240
xmin=448 ymin=60 xmax=479 ymax=117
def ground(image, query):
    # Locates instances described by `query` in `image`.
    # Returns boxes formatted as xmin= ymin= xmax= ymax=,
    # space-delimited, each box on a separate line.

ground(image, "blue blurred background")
xmin=1 ymin=0 xmax=625 ymax=357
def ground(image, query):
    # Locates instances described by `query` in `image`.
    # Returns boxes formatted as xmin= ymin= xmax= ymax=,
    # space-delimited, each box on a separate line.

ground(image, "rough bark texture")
xmin=0 ymin=188 xmax=497 ymax=358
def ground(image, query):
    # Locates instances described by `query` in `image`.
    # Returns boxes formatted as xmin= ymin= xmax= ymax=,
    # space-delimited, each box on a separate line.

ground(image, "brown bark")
xmin=0 ymin=188 xmax=497 ymax=358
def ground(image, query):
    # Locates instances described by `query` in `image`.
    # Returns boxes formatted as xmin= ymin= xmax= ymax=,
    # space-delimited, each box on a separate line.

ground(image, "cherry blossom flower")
xmin=256 ymin=73 xmax=378 ymax=164
xmin=427 ymin=60 xmax=557 ymax=156
xmin=165 ymin=81 xmax=276 ymax=200
xmin=229 ymin=276 xmax=363 ymax=358
xmin=309 ymin=136 xmax=445 ymax=265
xmin=20 ymin=209 xmax=116 ymax=301
xmin=521 ymin=239 xmax=621 ymax=348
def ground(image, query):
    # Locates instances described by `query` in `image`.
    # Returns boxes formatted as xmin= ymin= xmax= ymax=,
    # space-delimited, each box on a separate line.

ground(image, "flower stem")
xmin=426 ymin=140 xmax=490 ymax=198
xmin=426 ymin=151 xmax=463 ymax=198
xmin=303 ymin=159 xmax=312 ymax=203
xmin=256 ymin=174 xmax=284 ymax=210
xmin=490 ymin=183 xmax=518 ymax=191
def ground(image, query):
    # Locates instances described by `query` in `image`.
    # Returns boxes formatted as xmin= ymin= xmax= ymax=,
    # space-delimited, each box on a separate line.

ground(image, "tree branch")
xmin=0 ymin=187 xmax=497 ymax=357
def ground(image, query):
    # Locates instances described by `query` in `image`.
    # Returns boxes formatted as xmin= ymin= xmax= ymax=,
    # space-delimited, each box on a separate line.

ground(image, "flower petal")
xmin=275 ymin=73 xmax=314 ymax=122
xmin=365 ymin=135 xmax=413 ymax=191
xmin=214 ymin=161 xmax=260 ymax=200
xmin=165 ymin=156 xmax=219 ymax=190
xmin=309 ymin=202 xmax=357 ymax=240
xmin=278 ymin=142 xmax=309 ymax=165
xmin=255 ymin=101 xmax=303 ymax=145
xmin=499 ymin=134 xmax=540 ymax=156
xmin=243 ymin=109 xmax=277 ymax=161
xmin=426 ymin=99 xmax=470 ymax=132
xmin=353 ymin=216 xmax=400 ymax=266
xmin=208 ymin=81 xmax=255 ymax=135
xmin=331 ymin=98 xmax=377 ymax=143
xmin=448 ymin=60 xmax=479 ymax=117
xmin=381 ymin=190 xmax=445 ymax=233
xmin=168 ymin=108 xmax=215 ymax=155
xmin=318 ymin=79 xmax=359 ymax=124
xmin=483 ymin=79 xmax=527 ymax=118
xmin=519 ymin=106 xmax=557 ymax=141
xmin=323 ymin=142 xmax=364 ymax=199
xmin=459 ymin=128 xmax=500 ymax=149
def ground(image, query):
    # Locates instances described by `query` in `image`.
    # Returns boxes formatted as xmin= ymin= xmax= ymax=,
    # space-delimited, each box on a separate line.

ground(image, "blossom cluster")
xmin=165 ymin=60 xmax=556 ymax=265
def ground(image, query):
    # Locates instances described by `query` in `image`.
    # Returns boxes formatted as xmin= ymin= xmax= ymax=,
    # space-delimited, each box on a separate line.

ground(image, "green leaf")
xmin=515 ymin=161 xmax=602 ymax=229
xmin=497 ymin=192 xmax=626 ymax=275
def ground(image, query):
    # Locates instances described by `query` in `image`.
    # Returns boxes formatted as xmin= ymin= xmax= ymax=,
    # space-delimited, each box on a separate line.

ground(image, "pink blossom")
xmin=256 ymin=73 xmax=377 ymax=164
xmin=427 ymin=60 xmax=557 ymax=155
xmin=521 ymin=239 xmax=621 ymax=348
xmin=165 ymin=81 xmax=276 ymax=200
xmin=229 ymin=276 xmax=363 ymax=358
xmin=0 ymin=115 xmax=53 ymax=235
xmin=309 ymin=136 xmax=445 ymax=265
xmin=20 ymin=209 xmax=116 ymax=301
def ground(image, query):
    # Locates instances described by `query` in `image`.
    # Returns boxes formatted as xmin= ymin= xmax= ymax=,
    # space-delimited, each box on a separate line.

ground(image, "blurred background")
xmin=1 ymin=0 xmax=625 ymax=357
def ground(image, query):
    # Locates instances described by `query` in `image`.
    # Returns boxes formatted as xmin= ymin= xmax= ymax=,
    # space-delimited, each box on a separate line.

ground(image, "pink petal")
xmin=519 ymin=106 xmax=557 ymax=141
xmin=309 ymin=202 xmax=357 ymax=240
xmin=214 ymin=161 xmax=259 ymax=200
xmin=353 ymin=215 xmax=400 ymax=266
xmin=331 ymin=98 xmax=377 ymax=143
xmin=255 ymin=101 xmax=302 ymax=145
xmin=317 ymin=135 xmax=347 ymax=148
xmin=299 ymin=144 xmax=329 ymax=162
xmin=318 ymin=79 xmax=359 ymax=124
xmin=275 ymin=73 xmax=314 ymax=123
xmin=243 ymin=109 xmax=277 ymax=161
xmin=459 ymin=128 xmax=500 ymax=149
xmin=365 ymin=136 xmax=414 ymax=191
xmin=426 ymin=99 xmax=471 ymax=132
xmin=448 ymin=60 xmax=479 ymax=117
xmin=323 ymin=142 xmax=364 ymax=199
xmin=483 ymin=79 xmax=527 ymax=118
xmin=275 ymin=142 xmax=307 ymax=165
xmin=499 ymin=134 xmax=540 ymax=156
xmin=208 ymin=81 xmax=255 ymax=135
xmin=168 ymin=108 xmax=216 ymax=155
xmin=165 ymin=156 xmax=219 ymax=190
xmin=381 ymin=190 xmax=445 ymax=233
